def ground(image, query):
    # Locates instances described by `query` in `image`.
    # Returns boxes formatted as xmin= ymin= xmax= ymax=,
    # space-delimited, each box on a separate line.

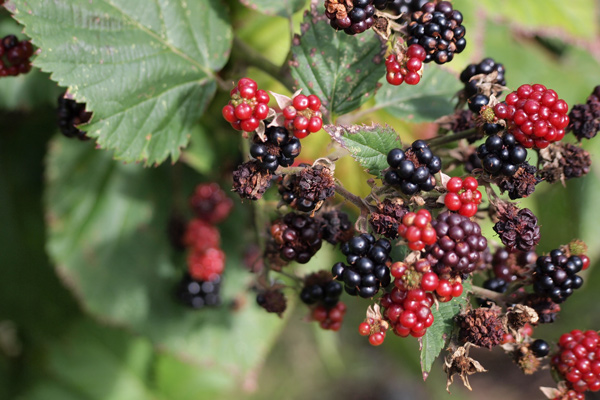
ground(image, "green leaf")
xmin=374 ymin=66 xmax=462 ymax=123
xmin=323 ymin=123 xmax=401 ymax=177
xmin=45 ymin=137 xmax=287 ymax=385
xmin=10 ymin=0 xmax=232 ymax=166
xmin=420 ymin=280 xmax=471 ymax=379
xmin=240 ymin=0 xmax=306 ymax=18
xmin=290 ymin=7 xmax=386 ymax=116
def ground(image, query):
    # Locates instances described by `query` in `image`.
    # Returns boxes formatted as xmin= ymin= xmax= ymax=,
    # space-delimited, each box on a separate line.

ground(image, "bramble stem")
xmin=426 ymin=128 xmax=479 ymax=147
xmin=232 ymin=37 xmax=295 ymax=91
xmin=470 ymin=285 xmax=505 ymax=303
xmin=335 ymin=182 xmax=372 ymax=213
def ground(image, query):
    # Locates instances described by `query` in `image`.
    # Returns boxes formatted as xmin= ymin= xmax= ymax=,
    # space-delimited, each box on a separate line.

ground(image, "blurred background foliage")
xmin=0 ymin=0 xmax=599 ymax=399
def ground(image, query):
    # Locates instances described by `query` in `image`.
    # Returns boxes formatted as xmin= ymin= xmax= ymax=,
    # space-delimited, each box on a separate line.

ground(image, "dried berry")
xmin=320 ymin=209 xmax=355 ymax=245
xmin=537 ymin=143 xmax=592 ymax=184
xmin=567 ymin=85 xmax=600 ymax=141
xmin=458 ymin=307 xmax=505 ymax=349
xmin=369 ymin=198 xmax=409 ymax=239
xmin=496 ymin=162 xmax=540 ymax=200
xmin=256 ymin=288 xmax=287 ymax=316
xmin=232 ymin=160 xmax=273 ymax=200
xmin=493 ymin=202 xmax=540 ymax=252
xmin=279 ymin=164 xmax=335 ymax=212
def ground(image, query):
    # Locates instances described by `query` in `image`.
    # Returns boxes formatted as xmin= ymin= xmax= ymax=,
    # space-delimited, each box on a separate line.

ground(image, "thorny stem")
xmin=232 ymin=37 xmax=295 ymax=91
xmin=426 ymin=128 xmax=479 ymax=148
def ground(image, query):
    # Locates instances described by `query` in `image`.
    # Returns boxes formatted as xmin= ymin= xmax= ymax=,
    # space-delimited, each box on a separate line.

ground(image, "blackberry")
xmin=250 ymin=126 xmax=301 ymax=172
xmin=175 ymin=273 xmax=221 ymax=309
xmin=0 ymin=34 xmax=34 ymax=77
xmin=57 ymin=95 xmax=92 ymax=140
xmin=320 ymin=209 xmax=355 ymax=245
xmin=406 ymin=1 xmax=466 ymax=64
xmin=300 ymin=271 xmax=344 ymax=309
xmin=483 ymin=277 xmax=508 ymax=293
xmin=426 ymin=211 xmax=488 ymax=277
xmin=383 ymin=0 xmax=428 ymax=16
xmin=232 ymin=160 xmax=273 ymax=201
xmin=325 ymin=0 xmax=376 ymax=35
xmin=269 ymin=212 xmax=323 ymax=264
xmin=384 ymin=140 xmax=441 ymax=195
xmin=476 ymin=134 xmax=527 ymax=177
xmin=493 ymin=202 xmax=540 ymax=252
xmin=368 ymin=198 xmax=409 ymax=239
xmin=278 ymin=164 xmax=335 ymax=212
xmin=332 ymin=233 xmax=392 ymax=298
xmin=490 ymin=247 xmax=536 ymax=283
xmin=189 ymin=183 xmax=233 ymax=224
xmin=533 ymin=250 xmax=584 ymax=304
xmin=256 ymin=288 xmax=287 ymax=316
xmin=460 ymin=57 xmax=506 ymax=98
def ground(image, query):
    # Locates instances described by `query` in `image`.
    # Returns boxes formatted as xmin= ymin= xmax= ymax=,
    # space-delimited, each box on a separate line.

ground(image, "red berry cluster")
xmin=358 ymin=318 xmax=388 ymax=346
xmin=381 ymin=285 xmax=434 ymax=338
xmin=494 ymin=84 xmax=569 ymax=149
xmin=282 ymin=94 xmax=323 ymax=139
xmin=183 ymin=183 xmax=233 ymax=282
xmin=222 ymin=78 xmax=271 ymax=133
xmin=397 ymin=209 xmax=437 ymax=251
xmin=444 ymin=176 xmax=482 ymax=218
xmin=385 ymin=44 xmax=426 ymax=86
xmin=553 ymin=390 xmax=585 ymax=400
xmin=0 ymin=35 xmax=33 ymax=77
xmin=312 ymin=301 xmax=347 ymax=331
xmin=551 ymin=329 xmax=600 ymax=393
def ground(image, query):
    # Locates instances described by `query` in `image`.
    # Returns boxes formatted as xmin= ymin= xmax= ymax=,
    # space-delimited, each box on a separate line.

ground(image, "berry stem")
xmin=231 ymin=37 xmax=295 ymax=92
xmin=334 ymin=182 xmax=373 ymax=213
xmin=426 ymin=128 xmax=478 ymax=148
xmin=470 ymin=284 xmax=507 ymax=304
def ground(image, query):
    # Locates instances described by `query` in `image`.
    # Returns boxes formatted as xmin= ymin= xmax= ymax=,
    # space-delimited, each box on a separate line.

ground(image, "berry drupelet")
xmin=384 ymin=140 xmax=441 ymax=195
xmin=250 ymin=126 xmax=302 ymax=172
xmin=57 ymin=95 xmax=92 ymax=140
xmin=332 ymin=233 xmax=392 ymax=298
xmin=476 ymin=133 xmax=527 ymax=177
xmin=533 ymin=249 xmax=584 ymax=304
xmin=406 ymin=1 xmax=466 ymax=64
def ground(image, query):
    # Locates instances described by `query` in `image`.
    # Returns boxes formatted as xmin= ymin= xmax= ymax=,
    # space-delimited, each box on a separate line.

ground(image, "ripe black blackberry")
xmin=533 ymin=249 xmax=584 ymax=304
xmin=57 ymin=95 xmax=92 ymax=140
xmin=278 ymin=164 xmax=335 ymax=212
xmin=476 ymin=134 xmax=527 ymax=177
xmin=406 ymin=1 xmax=466 ymax=64
xmin=426 ymin=211 xmax=488 ymax=277
xmin=460 ymin=58 xmax=506 ymax=98
xmin=0 ymin=34 xmax=34 ymax=77
xmin=325 ymin=0 xmax=376 ymax=35
xmin=175 ymin=273 xmax=221 ymax=309
xmin=250 ymin=126 xmax=301 ymax=172
xmin=530 ymin=339 xmax=550 ymax=357
xmin=269 ymin=212 xmax=323 ymax=264
xmin=332 ymin=233 xmax=392 ymax=298
xmin=320 ymin=209 xmax=354 ymax=245
xmin=300 ymin=271 xmax=344 ymax=308
xmin=373 ymin=0 xmax=427 ymax=16
xmin=384 ymin=140 xmax=441 ymax=195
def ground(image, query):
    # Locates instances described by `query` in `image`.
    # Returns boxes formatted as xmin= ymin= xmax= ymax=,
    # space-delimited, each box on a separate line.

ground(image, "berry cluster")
xmin=175 ymin=183 xmax=233 ymax=309
xmin=406 ymin=1 xmax=466 ymax=64
xmin=57 ymin=94 xmax=92 ymax=140
xmin=551 ymin=329 xmax=600 ymax=393
xmin=222 ymin=78 xmax=270 ymax=133
xmin=175 ymin=274 xmax=221 ymax=309
xmin=358 ymin=318 xmax=387 ymax=346
xmin=373 ymin=0 xmax=427 ymax=16
xmin=460 ymin=58 xmax=506 ymax=114
xmin=489 ymin=247 xmax=535 ymax=284
xmin=320 ymin=209 xmax=355 ymax=245
xmin=332 ymin=234 xmax=392 ymax=298
xmin=369 ymin=198 xmax=409 ymax=239
xmin=278 ymin=164 xmax=335 ymax=212
xmin=493 ymin=202 xmax=540 ymax=252
xmin=282 ymin=93 xmax=323 ymax=139
xmin=397 ymin=209 xmax=437 ymax=251
xmin=444 ymin=176 xmax=482 ymax=217
xmin=0 ymin=34 xmax=34 ymax=77
xmin=250 ymin=126 xmax=302 ymax=172
xmin=312 ymin=301 xmax=347 ymax=331
xmin=533 ymin=249 xmax=584 ymax=304
xmin=189 ymin=183 xmax=234 ymax=225
xmin=568 ymin=85 xmax=600 ymax=141
xmin=300 ymin=274 xmax=344 ymax=309
xmin=385 ymin=44 xmax=426 ymax=86
xmin=426 ymin=211 xmax=488 ymax=277
xmin=476 ymin=134 xmax=528 ymax=177
xmin=494 ymin=84 xmax=569 ymax=149
xmin=269 ymin=212 xmax=323 ymax=264
xmin=325 ymin=0 xmax=375 ymax=35
xmin=384 ymin=140 xmax=441 ymax=195
xmin=380 ymin=286 xmax=434 ymax=338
